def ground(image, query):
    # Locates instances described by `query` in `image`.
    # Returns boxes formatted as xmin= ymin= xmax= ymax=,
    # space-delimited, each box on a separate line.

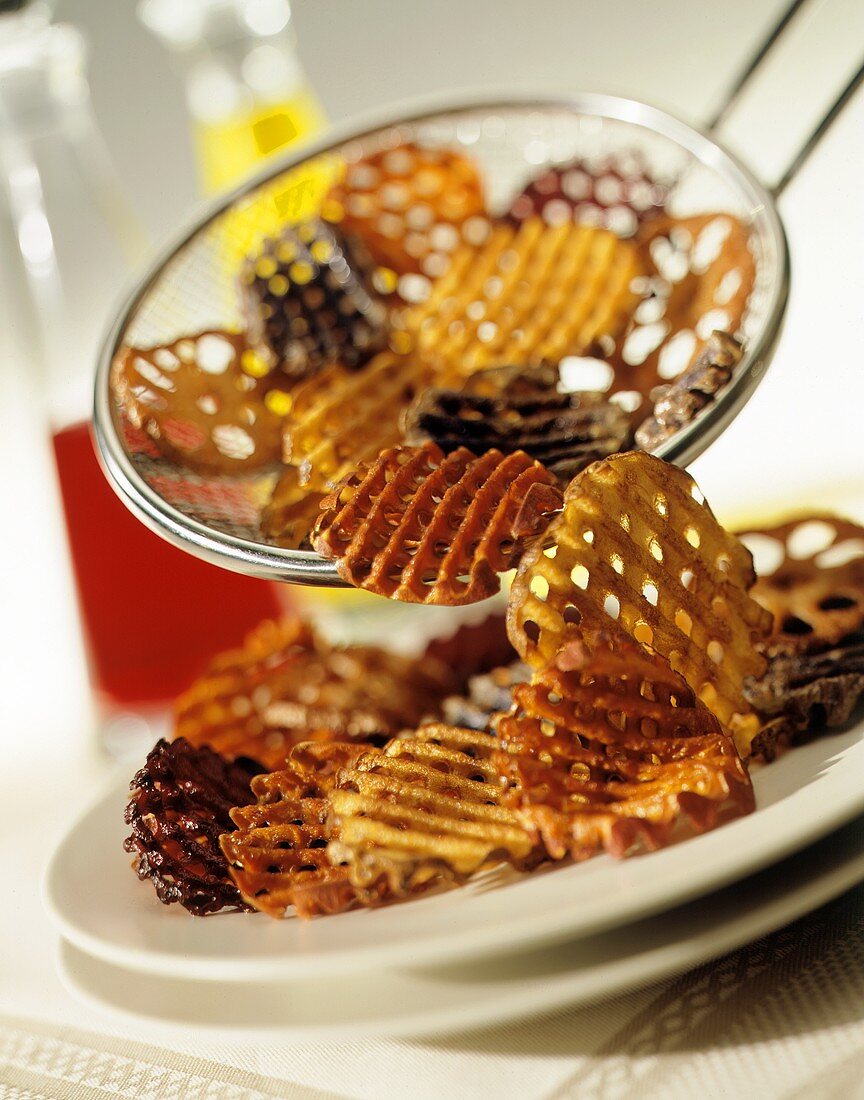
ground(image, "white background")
xmin=0 ymin=0 xmax=862 ymax=1039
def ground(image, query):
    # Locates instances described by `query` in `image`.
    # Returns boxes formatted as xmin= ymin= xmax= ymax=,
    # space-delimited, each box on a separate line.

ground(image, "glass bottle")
xmin=0 ymin=3 xmax=286 ymax=757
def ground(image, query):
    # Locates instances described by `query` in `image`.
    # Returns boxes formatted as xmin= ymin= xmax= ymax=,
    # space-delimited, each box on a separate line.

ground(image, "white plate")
xmin=56 ymin=815 xmax=864 ymax=1040
xmin=43 ymin=719 xmax=864 ymax=981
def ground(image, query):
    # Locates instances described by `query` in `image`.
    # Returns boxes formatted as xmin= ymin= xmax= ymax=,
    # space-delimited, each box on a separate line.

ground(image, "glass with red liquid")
xmin=52 ymin=420 xmax=285 ymax=753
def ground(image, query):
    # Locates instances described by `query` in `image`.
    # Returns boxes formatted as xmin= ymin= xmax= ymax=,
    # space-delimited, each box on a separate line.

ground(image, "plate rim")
xmin=43 ymin=721 xmax=864 ymax=982
xmin=55 ymin=815 xmax=864 ymax=1040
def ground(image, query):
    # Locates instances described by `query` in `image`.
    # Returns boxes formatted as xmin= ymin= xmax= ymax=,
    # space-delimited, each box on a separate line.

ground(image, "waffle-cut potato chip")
xmin=737 ymin=515 xmax=864 ymax=657
xmin=221 ymin=741 xmax=373 ymax=918
xmin=112 ymin=331 xmax=286 ymax=474
xmin=312 ymin=442 xmax=563 ymax=604
xmin=174 ymin=617 xmax=318 ymax=768
xmin=396 ymin=219 xmax=644 ymax=377
xmin=509 ymin=152 xmax=671 ymax=238
xmin=260 ymin=465 xmax=326 ymax=549
xmin=507 ymin=451 xmax=772 ymax=752
xmin=403 ymin=363 xmax=631 ymax=481
xmin=325 ymin=141 xmax=487 ymax=276
xmin=422 ymin=611 xmax=518 ymax=690
xmin=174 ymin=617 xmax=453 ymax=769
xmin=124 ymin=738 xmax=263 ymax=915
xmin=240 ymin=219 xmax=388 ymax=378
xmin=441 ymin=661 xmax=530 ymax=732
xmin=328 ymin=724 xmax=536 ymax=894
xmin=599 ymin=212 xmax=755 ymax=423
xmin=495 ymin=635 xmax=754 ymax=860
xmin=283 ymin=351 xmax=430 ymax=489
xmin=635 ymin=331 xmax=743 ymax=452
xmin=747 ymin=642 xmax=864 ymax=760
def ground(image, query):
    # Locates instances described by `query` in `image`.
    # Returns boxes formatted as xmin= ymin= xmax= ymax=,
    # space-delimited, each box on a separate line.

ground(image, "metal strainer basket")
xmin=93 ymin=36 xmax=862 ymax=588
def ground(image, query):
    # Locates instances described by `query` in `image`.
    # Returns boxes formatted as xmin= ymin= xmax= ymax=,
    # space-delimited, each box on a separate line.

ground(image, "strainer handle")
xmin=706 ymin=0 xmax=864 ymax=196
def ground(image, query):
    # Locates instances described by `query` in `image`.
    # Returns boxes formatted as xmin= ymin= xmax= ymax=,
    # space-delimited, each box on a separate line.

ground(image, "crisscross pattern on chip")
xmin=325 ymin=141 xmax=487 ymax=277
xmin=283 ymin=351 xmax=430 ymax=488
xmin=312 ymin=442 xmax=564 ymax=604
xmin=221 ymin=741 xmax=373 ymax=918
xmin=328 ymin=727 xmax=533 ymax=889
xmin=507 ymin=452 xmax=772 ymax=749
xmin=403 ymin=363 xmax=631 ymax=481
xmin=495 ymin=636 xmax=754 ymax=860
xmin=124 ymin=738 xmax=263 ymax=916
xmin=396 ymin=219 xmax=643 ymax=377
xmin=737 ymin=515 xmax=864 ymax=657
xmin=240 ymin=219 xmax=388 ymax=378
xmin=328 ymin=723 xmax=536 ymax=894
xmin=174 ymin=618 xmax=451 ymax=769
xmin=112 ymin=330 xmax=285 ymax=473
xmin=508 ymin=152 xmax=671 ymax=238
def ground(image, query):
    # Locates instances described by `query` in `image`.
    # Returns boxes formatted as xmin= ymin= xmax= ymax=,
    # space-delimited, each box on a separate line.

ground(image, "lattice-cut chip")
xmin=737 ymin=513 xmax=864 ymax=759
xmin=403 ymin=363 xmax=631 ymax=481
xmin=312 ymin=442 xmax=564 ymax=604
xmin=260 ymin=465 xmax=326 ymax=550
xmin=173 ymin=617 xmax=319 ymax=769
xmin=507 ymin=451 xmax=772 ymax=752
xmin=494 ymin=635 xmax=754 ymax=860
xmin=124 ymin=738 xmax=263 ymax=916
xmin=746 ymin=643 xmax=864 ymax=760
xmin=635 ymin=331 xmax=743 ymax=452
xmin=509 ymin=152 xmax=672 ymax=238
xmin=599 ymin=212 xmax=755 ymax=423
xmin=396 ymin=219 xmax=644 ymax=378
xmin=283 ymin=351 xmax=431 ymax=489
xmin=221 ymin=741 xmax=374 ymax=919
xmin=112 ymin=330 xmax=286 ymax=474
xmin=174 ymin=617 xmax=452 ymax=769
xmin=737 ymin=515 xmax=864 ymax=657
xmin=328 ymin=723 xmax=536 ymax=894
xmin=325 ymin=141 xmax=487 ymax=277
xmin=240 ymin=219 xmax=389 ymax=379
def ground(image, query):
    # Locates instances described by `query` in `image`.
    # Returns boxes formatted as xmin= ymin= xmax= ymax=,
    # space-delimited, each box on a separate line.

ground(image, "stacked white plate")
xmin=43 ymin=718 xmax=864 ymax=1040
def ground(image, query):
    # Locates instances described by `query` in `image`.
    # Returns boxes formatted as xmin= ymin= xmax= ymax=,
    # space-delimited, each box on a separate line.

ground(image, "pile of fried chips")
xmin=116 ymin=140 xmax=860 ymax=925
xmin=122 ymin=453 xmax=864 ymax=924
xmin=113 ymin=138 xmax=761 ymax=555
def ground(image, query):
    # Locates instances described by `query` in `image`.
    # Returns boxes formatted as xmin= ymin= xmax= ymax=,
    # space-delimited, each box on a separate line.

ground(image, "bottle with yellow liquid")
xmin=137 ymin=0 xmax=453 ymax=645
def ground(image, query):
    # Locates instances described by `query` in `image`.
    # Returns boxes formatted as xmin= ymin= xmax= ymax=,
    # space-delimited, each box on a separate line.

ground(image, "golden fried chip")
xmin=112 ymin=330 xmax=286 ymax=474
xmin=507 ymin=452 xmax=772 ymax=751
xmin=737 ymin=515 xmax=864 ymax=657
xmin=221 ymin=741 xmax=372 ymax=919
xmin=495 ymin=634 xmax=754 ymax=860
xmin=326 ymin=142 xmax=487 ymax=276
xmin=328 ymin=724 xmax=536 ymax=894
xmin=283 ymin=351 xmax=430 ymax=488
xmin=600 ymin=212 xmax=755 ymax=423
xmin=396 ymin=219 xmax=644 ymax=377
xmin=173 ymin=617 xmax=450 ymax=769
xmin=312 ymin=442 xmax=563 ymax=604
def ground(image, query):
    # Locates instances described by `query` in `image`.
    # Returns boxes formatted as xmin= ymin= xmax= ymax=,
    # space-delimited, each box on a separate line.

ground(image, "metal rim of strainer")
xmin=93 ymin=88 xmax=790 ymax=587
